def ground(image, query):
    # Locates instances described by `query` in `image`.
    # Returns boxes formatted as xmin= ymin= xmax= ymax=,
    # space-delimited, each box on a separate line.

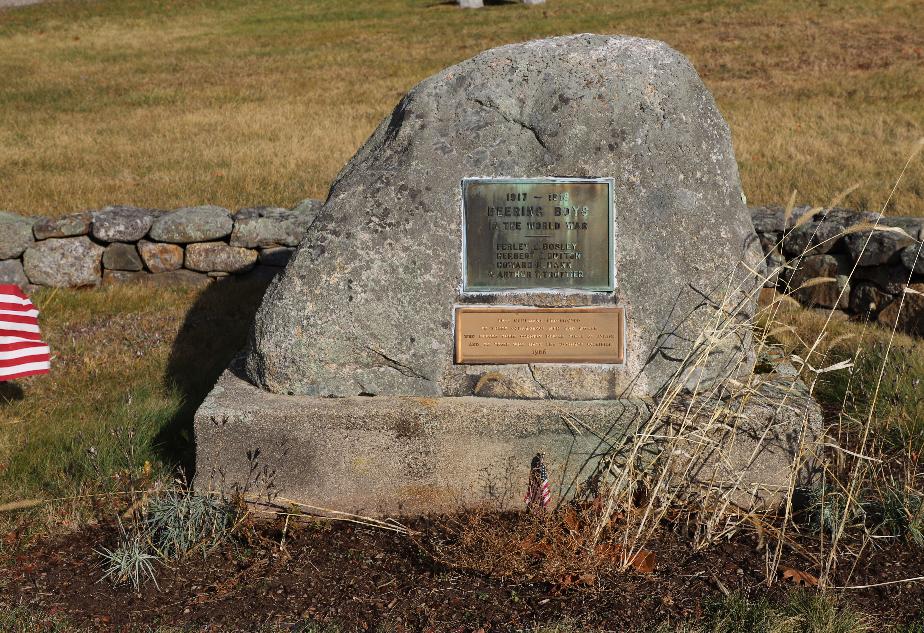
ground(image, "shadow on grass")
xmin=156 ymin=271 xmax=276 ymax=479
xmin=0 ymin=381 xmax=24 ymax=404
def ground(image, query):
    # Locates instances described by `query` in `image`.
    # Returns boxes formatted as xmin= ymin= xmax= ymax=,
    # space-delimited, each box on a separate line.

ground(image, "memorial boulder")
xmin=195 ymin=35 xmax=819 ymax=516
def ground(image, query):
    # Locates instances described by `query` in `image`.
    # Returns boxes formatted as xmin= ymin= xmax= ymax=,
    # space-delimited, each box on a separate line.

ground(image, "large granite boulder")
xmin=245 ymin=35 xmax=761 ymax=399
xmin=92 ymin=206 xmax=159 ymax=242
xmin=149 ymin=206 xmax=232 ymax=243
xmin=230 ymin=205 xmax=318 ymax=248
xmin=33 ymin=212 xmax=94 ymax=239
xmin=0 ymin=211 xmax=35 ymax=259
xmin=23 ymin=236 xmax=104 ymax=287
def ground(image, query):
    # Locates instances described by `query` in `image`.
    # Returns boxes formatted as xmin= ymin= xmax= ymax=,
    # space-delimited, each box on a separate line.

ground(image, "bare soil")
xmin=2 ymin=513 xmax=922 ymax=631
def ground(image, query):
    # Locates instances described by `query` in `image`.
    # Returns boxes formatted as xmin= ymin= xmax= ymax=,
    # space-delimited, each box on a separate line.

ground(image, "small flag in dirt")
xmin=525 ymin=453 xmax=551 ymax=510
xmin=0 ymin=285 xmax=50 ymax=381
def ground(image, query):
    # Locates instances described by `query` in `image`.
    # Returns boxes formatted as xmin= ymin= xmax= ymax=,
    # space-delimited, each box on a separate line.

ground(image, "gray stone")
xmin=290 ymin=198 xmax=323 ymax=218
xmin=750 ymin=206 xmax=786 ymax=234
xmin=522 ymin=0 xmax=545 ymax=4
xmin=23 ymin=236 xmax=104 ymax=288
xmin=785 ymin=254 xmax=850 ymax=309
xmin=137 ymin=240 xmax=184 ymax=273
xmin=259 ymin=246 xmax=294 ymax=267
xmin=102 ymin=268 xmax=211 ymax=289
xmin=881 ymin=217 xmax=924 ymax=240
xmin=458 ymin=0 xmax=483 ymax=7
xmin=849 ymin=282 xmax=894 ymax=316
xmin=844 ymin=225 xmax=916 ymax=266
xmin=149 ymin=206 xmax=232 ymax=243
xmin=852 ymin=264 xmax=910 ymax=295
xmin=877 ymin=283 xmax=924 ymax=337
xmin=0 ymin=259 xmax=28 ymax=289
xmin=33 ymin=212 xmax=94 ymax=239
xmin=245 ymin=35 xmax=762 ymax=399
xmin=0 ymin=211 xmax=35 ymax=260
xmin=185 ymin=242 xmax=258 ymax=273
xmin=92 ymin=206 xmax=159 ymax=242
xmin=762 ymin=250 xmax=785 ymax=288
xmin=900 ymin=242 xmax=924 ymax=275
xmin=230 ymin=206 xmax=316 ymax=248
xmin=102 ymin=270 xmax=147 ymax=287
xmin=782 ymin=208 xmax=880 ymax=257
xmin=194 ymin=369 xmax=820 ymax=515
xmin=102 ymin=242 xmax=143 ymax=271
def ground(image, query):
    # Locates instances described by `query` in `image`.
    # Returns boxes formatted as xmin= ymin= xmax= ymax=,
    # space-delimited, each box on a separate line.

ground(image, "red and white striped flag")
xmin=0 ymin=284 xmax=50 ymax=381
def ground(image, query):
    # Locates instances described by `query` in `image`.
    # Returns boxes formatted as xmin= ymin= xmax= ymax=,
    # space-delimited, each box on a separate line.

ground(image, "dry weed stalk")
xmin=584 ymin=139 xmax=924 ymax=588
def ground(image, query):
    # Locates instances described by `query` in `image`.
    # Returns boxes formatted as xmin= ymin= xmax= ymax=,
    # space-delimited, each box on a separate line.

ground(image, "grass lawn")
xmin=0 ymin=0 xmax=922 ymax=216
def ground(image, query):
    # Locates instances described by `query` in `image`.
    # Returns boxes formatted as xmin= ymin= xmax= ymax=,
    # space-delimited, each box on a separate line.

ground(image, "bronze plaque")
xmin=462 ymin=178 xmax=614 ymax=292
xmin=455 ymin=306 xmax=625 ymax=364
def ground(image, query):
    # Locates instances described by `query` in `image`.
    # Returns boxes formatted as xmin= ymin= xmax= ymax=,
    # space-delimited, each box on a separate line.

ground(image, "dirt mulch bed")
xmin=1 ymin=514 xmax=923 ymax=632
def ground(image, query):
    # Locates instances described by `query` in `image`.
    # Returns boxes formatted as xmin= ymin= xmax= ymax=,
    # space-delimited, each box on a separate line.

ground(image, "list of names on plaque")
xmin=455 ymin=306 xmax=625 ymax=365
xmin=463 ymin=178 xmax=614 ymax=291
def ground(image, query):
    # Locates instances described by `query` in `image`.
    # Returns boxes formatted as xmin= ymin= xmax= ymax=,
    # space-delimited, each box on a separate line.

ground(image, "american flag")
xmin=0 ymin=284 xmax=50 ymax=381
xmin=525 ymin=453 xmax=551 ymax=510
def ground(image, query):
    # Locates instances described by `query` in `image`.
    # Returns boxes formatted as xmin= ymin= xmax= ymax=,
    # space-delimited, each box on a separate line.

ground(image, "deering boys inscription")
xmin=463 ymin=178 xmax=614 ymax=291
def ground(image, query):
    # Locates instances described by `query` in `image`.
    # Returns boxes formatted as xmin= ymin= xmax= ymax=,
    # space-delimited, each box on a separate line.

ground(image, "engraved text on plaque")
xmin=462 ymin=178 xmax=614 ymax=291
xmin=455 ymin=306 xmax=625 ymax=364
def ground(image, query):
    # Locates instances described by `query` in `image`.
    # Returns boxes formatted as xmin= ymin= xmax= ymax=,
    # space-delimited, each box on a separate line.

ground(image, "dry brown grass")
xmin=0 ymin=0 xmax=921 ymax=216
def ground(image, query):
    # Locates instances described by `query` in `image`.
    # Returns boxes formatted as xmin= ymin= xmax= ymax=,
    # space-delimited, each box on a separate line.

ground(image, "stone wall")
xmin=752 ymin=206 xmax=924 ymax=337
xmin=0 ymin=200 xmax=321 ymax=290
xmin=1 ymin=201 xmax=922 ymax=337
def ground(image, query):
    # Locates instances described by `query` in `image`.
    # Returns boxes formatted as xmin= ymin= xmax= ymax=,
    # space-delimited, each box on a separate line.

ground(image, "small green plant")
xmin=97 ymin=518 xmax=159 ymax=592
xmin=880 ymin=481 xmax=924 ymax=547
xmin=144 ymin=490 xmax=236 ymax=559
xmin=661 ymin=592 xmax=870 ymax=633
xmin=783 ymin=591 xmax=869 ymax=633
xmin=806 ymin=483 xmax=861 ymax=537
xmin=701 ymin=593 xmax=781 ymax=633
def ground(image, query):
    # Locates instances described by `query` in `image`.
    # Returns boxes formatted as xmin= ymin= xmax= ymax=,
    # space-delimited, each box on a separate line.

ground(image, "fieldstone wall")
xmin=0 ymin=200 xmax=321 ymax=290
xmin=1 ymin=200 xmax=922 ymax=338
xmin=752 ymin=206 xmax=924 ymax=337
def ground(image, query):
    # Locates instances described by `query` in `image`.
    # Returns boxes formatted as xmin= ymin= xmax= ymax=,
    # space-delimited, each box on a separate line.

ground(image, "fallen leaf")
xmin=578 ymin=573 xmax=596 ymax=586
xmin=628 ymin=549 xmax=657 ymax=573
xmin=782 ymin=567 xmax=818 ymax=587
xmin=563 ymin=506 xmax=580 ymax=533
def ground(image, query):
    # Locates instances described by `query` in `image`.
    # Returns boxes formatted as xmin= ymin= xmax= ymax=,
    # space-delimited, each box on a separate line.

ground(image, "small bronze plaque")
xmin=455 ymin=306 xmax=625 ymax=364
xmin=462 ymin=178 xmax=614 ymax=292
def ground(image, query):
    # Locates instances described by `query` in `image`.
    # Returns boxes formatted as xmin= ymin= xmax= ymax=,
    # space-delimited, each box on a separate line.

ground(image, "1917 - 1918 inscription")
xmin=462 ymin=178 xmax=614 ymax=291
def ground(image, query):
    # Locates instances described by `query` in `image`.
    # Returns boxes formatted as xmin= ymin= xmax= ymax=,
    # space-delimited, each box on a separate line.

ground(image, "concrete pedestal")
xmin=194 ymin=367 xmax=821 ymax=517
